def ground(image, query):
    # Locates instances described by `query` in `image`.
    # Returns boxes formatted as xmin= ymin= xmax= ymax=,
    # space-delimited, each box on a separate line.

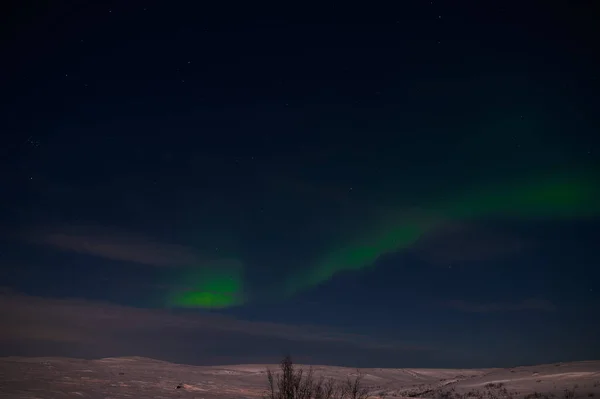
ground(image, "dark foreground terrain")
xmin=1 ymin=357 xmax=599 ymax=399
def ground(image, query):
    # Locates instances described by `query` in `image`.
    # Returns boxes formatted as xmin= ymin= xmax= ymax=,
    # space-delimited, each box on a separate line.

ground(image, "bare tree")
xmin=314 ymin=377 xmax=338 ymax=399
xmin=342 ymin=371 xmax=370 ymax=399
xmin=266 ymin=356 xmax=368 ymax=399
xmin=267 ymin=355 xmax=320 ymax=399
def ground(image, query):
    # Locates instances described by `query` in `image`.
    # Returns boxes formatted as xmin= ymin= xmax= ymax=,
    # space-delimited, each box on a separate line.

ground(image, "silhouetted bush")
xmin=265 ymin=355 xmax=369 ymax=399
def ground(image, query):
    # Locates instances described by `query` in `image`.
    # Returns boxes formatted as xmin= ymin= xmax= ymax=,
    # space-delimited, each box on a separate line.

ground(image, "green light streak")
xmin=164 ymin=170 xmax=600 ymax=307
xmin=166 ymin=261 xmax=244 ymax=309
xmin=284 ymin=171 xmax=600 ymax=296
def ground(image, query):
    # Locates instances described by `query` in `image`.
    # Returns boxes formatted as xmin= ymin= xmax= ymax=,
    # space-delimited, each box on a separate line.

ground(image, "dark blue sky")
xmin=1 ymin=1 xmax=599 ymax=368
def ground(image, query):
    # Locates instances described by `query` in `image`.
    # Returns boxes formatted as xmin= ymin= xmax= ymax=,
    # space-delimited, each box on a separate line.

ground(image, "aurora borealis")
xmin=164 ymin=169 xmax=600 ymax=307
xmin=284 ymin=171 xmax=600 ymax=296
xmin=2 ymin=1 xmax=599 ymax=367
xmin=166 ymin=260 xmax=245 ymax=308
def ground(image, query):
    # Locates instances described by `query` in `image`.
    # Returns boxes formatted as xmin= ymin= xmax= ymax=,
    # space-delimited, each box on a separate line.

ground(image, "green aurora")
xmin=283 ymin=170 xmax=600 ymax=296
xmin=166 ymin=261 xmax=245 ymax=309
xmin=167 ymin=170 xmax=600 ymax=308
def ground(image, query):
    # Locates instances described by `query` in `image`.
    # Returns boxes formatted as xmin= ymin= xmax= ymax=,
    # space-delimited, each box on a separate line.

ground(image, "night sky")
xmin=1 ymin=1 xmax=599 ymax=368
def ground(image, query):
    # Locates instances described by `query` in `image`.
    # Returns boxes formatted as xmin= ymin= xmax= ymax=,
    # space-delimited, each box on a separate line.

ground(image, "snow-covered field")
xmin=1 ymin=357 xmax=598 ymax=399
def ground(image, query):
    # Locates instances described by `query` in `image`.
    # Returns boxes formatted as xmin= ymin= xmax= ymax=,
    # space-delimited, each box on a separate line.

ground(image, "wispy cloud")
xmin=0 ymin=292 xmax=432 ymax=365
xmin=413 ymin=223 xmax=528 ymax=265
xmin=21 ymin=225 xmax=237 ymax=268
xmin=445 ymin=298 xmax=556 ymax=313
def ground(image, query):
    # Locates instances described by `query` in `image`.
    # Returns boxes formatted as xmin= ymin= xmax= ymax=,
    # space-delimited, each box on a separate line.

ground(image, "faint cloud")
xmin=21 ymin=225 xmax=237 ymax=268
xmin=445 ymin=298 xmax=556 ymax=313
xmin=0 ymin=292 xmax=432 ymax=364
xmin=413 ymin=223 xmax=528 ymax=265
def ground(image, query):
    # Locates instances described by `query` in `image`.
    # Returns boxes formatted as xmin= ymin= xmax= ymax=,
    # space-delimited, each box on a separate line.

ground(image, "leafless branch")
xmin=265 ymin=356 xmax=369 ymax=399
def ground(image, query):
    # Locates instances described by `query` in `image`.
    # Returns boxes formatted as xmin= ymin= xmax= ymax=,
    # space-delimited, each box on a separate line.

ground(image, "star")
xmin=26 ymin=136 xmax=40 ymax=147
